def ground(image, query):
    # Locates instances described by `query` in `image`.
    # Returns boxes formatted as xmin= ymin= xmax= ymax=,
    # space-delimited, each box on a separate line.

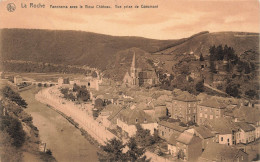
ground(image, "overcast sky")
xmin=0 ymin=0 xmax=259 ymax=39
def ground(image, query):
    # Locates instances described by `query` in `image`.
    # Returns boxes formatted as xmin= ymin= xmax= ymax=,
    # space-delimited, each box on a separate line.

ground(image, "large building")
xmin=197 ymin=97 xmax=226 ymax=125
xmin=168 ymin=91 xmax=197 ymax=124
xmin=123 ymin=53 xmax=158 ymax=87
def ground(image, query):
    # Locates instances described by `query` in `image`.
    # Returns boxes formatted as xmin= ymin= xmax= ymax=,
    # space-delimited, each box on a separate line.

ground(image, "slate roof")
xmin=199 ymin=97 xmax=226 ymax=109
xmin=233 ymin=106 xmax=260 ymax=124
xmin=194 ymin=126 xmax=215 ymax=139
xmin=107 ymin=106 xmax=124 ymax=121
xmin=168 ymin=131 xmax=182 ymax=145
xmin=102 ymin=104 xmax=121 ymax=114
xmin=176 ymin=132 xmax=202 ymax=145
xmin=200 ymin=142 xmax=248 ymax=161
xmin=205 ymin=118 xmax=239 ymax=134
xmin=236 ymin=122 xmax=255 ymax=132
xmin=118 ymin=108 xmax=154 ymax=125
xmin=172 ymin=91 xmax=197 ymax=102
xmin=158 ymin=121 xmax=187 ymax=132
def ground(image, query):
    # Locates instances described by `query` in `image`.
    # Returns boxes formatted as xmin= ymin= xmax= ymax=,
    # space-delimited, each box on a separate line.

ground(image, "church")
xmin=123 ymin=53 xmax=159 ymax=87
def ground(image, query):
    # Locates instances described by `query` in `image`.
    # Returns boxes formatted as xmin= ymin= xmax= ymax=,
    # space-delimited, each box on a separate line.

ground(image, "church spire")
xmin=131 ymin=52 xmax=135 ymax=68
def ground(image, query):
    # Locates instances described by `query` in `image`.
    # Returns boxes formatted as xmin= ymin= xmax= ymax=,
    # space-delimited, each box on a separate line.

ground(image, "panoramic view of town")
xmin=0 ymin=0 xmax=260 ymax=161
xmin=0 ymin=28 xmax=259 ymax=162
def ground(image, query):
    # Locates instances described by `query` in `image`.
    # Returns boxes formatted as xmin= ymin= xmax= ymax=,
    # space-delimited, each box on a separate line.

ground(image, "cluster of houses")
xmin=91 ymin=82 xmax=259 ymax=161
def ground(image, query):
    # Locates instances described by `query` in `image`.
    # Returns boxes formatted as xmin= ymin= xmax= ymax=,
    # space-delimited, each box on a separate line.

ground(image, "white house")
xmin=235 ymin=122 xmax=256 ymax=144
xmin=116 ymin=108 xmax=156 ymax=137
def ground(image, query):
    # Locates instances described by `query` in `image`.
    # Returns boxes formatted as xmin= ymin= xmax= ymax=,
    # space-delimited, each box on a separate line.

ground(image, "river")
xmin=20 ymin=87 xmax=98 ymax=162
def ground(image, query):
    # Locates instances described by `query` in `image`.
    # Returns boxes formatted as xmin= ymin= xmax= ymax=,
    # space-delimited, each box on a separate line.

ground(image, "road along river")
xmin=20 ymin=87 xmax=98 ymax=162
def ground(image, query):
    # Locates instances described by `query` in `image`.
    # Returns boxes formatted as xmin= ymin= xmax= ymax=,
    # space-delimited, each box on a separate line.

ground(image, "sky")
xmin=0 ymin=0 xmax=259 ymax=39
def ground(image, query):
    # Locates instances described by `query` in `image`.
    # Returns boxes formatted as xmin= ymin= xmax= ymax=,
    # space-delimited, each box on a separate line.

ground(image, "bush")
xmin=245 ymin=90 xmax=257 ymax=99
xmin=135 ymin=124 xmax=155 ymax=147
xmin=46 ymin=149 xmax=52 ymax=155
xmin=226 ymin=84 xmax=240 ymax=97
xmin=0 ymin=116 xmax=26 ymax=148
xmin=2 ymin=86 xmax=27 ymax=108
xmin=195 ymin=81 xmax=204 ymax=92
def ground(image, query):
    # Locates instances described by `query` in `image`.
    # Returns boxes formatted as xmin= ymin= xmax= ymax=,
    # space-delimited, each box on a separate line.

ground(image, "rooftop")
xmin=233 ymin=106 xmax=260 ymax=124
xmin=199 ymin=97 xmax=226 ymax=109
xmin=172 ymin=91 xmax=197 ymax=102
xmin=200 ymin=142 xmax=247 ymax=161
xmin=205 ymin=118 xmax=239 ymax=134
xmin=118 ymin=108 xmax=154 ymax=125
xmin=235 ymin=122 xmax=255 ymax=132
xmin=176 ymin=132 xmax=202 ymax=145
xmin=194 ymin=126 xmax=215 ymax=139
xmin=158 ymin=121 xmax=187 ymax=133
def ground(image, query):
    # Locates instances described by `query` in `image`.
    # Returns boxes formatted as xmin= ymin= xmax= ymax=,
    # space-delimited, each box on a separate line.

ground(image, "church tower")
xmin=130 ymin=52 xmax=136 ymax=78
xmin=130 ymin=52 xmax=139 ymax=85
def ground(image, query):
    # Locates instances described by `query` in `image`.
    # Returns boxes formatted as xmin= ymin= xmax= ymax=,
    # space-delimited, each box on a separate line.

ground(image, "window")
xmin=221 ymin=137 xmax=223 ymax=141
xmin=144 ymin=118 xmax=147 ymax=123
xmin=135 ymin=119 xmax=138 ymax=123
xmin=227 ymin=139 xmax=229 ymax=142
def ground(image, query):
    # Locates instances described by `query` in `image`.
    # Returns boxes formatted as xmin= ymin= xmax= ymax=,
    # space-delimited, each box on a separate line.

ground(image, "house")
xmin=175 ymin=132 xmax=202 ymax=161
xmin=150 ymin=99 xmax=167 ymax=119
xmin=197 ymin=97 xmax=226 ymax=125
xmin=169 ymin=91 xmax=197 ymax=124
xmin=123 ymin=52 xmax=158 ymax=87
xmin=186 ymin=126 xmax=215 ymax=150
xmin=199 ymin=142 xmax=248 ymax=162
xmin=14 ymin=75 xmax=23 ymax=85
xmin=58 ymin=77 xmax=70 ymax=86
xmin=116 ymin=108 xmax=156 ymax=137
xmin=167 ymin=131 xmax=180 ymax=157
xmin=158 ymin=120 xmax=187 ymax=141
xmin=204 ymin=118 xmax=239 ymax=146
xmin=235 ymin=122 xmax=256 ymax=144
xmin=233 ymin=106 xmax=260 ymax=140
xmin=97 ymin=104 xmax=122 ymax=128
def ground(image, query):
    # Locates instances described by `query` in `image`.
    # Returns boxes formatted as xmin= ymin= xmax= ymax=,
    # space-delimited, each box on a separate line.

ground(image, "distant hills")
xmin=0 ymin=28 xmax=259 ymax=81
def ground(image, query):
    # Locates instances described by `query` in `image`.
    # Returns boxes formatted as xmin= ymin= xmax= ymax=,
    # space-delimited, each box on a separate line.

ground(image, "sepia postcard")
xmin=0 ymin=0 xmax=259 ymax=161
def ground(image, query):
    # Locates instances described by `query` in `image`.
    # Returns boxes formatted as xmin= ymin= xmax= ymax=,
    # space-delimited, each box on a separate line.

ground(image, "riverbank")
xmin=20 ymin=87 xmax=99 ymax=162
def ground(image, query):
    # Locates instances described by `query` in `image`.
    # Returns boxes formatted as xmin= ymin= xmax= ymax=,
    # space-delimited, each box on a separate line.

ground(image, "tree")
xmin=177 ymin=149 xmax=185 ymax=160
xmin=99 ymin=138 xmax=126 ymax=162
xmin=0 ymin=131 xmax=23 ymax=162
xmin=76 ymin=86 xmax=90 ymax=102
xmin=67 ymin=93 xmax=76 ymax=101
xmin=245 ymin=90 xmax=257 ymax=99
xmin=195 ymin=81 xmax=204 ymax=93
xmin=126 ymin=137 xmax=149 ymax=162
xmin=95 ymin=98 xmax=104 ymax=108
xmin=199 ymin=53 xmax=205 ymax=61
xmin=135 ymin=124 xmax=155 ymax=147
xmin=209 ymin=61 xmax=217 ymax=73
xmin=46 ymin=149 xmax=52 ymax=155
xmin=0 ymin=116 xmax=26 ymax=148
xmin=2 ymin=86 xmax=27 ymax=108
xmin=226 ymin=84 xmax=240 ymax=97
xmin=60 ymin=88 xmax=69 ymax=95
xmin=72 ymin=83 xmax=80 ymax=92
